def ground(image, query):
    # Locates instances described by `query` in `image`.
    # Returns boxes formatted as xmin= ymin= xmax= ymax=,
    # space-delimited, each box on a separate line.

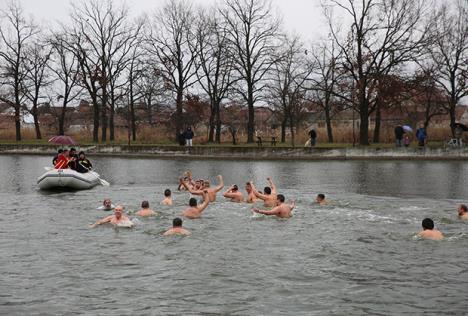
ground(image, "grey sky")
xmin=18 ymin=0 xmax=327 ymax=43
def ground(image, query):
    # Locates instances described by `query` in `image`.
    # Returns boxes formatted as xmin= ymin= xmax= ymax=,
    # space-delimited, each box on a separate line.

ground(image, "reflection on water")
xmin=0 ymin=155 xmax=468 ymax=315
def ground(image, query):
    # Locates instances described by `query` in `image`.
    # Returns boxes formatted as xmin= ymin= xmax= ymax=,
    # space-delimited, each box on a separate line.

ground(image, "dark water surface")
xmin=1 ymin=155 xmax=468 ymax=315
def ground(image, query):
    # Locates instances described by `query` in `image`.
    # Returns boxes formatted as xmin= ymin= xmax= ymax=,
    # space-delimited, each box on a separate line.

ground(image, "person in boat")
xmin=183 ymin=190 xmax=210 ymax=219
xmin=52 ymin=149 xmax=63 ymax=166
xmin=252 ymin=194 xmax=295 ymax=218
xmin=101 ymin=199 xmax=114 ymax=211
xmin=136 ymin=200 xmax=157 ymax=217
xmin=250 ymin=177 xmax=278 ymax=207
xmin=90 ymin=205 xmax=134 ymax=228
xmin=180 ymin=175 xmax=224 ymax=202
xmin=315 ymin=194 xmax=329 ymax=205
xmin=54 ymin=149 xmax=73 ymax=169
xmin=163 ymin=218 xmax=191 ymax=236
xmin=162 ymin=189 xmax=173 ymax=206
xmin=223 ymin=184 xmax=244 ymax=203
xmin=458 ymin=204 xmax=468 ymax=219
xmin=245 ymin=182 xmax=258 ymax=203
xmin=68 ymin=148 xmax=78 ymax=170
xmin=417 ymin=218 xmax=443 ymax=241
xmin=76 ymin=151 xmax=92 ymax=173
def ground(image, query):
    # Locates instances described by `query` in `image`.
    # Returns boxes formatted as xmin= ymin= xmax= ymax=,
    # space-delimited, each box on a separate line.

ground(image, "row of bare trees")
xmin=0 ymin=0 xmax=466 ymax=145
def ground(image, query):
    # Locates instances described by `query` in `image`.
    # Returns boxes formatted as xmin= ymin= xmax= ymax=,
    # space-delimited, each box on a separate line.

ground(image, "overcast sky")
xmin=18 ymin=0 xmax=327 ymax=43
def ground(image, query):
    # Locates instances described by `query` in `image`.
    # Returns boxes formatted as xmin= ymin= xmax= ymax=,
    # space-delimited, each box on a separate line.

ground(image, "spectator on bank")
xmin=454 ymin=124 xmax=464 ymax=147
xmin=271 ymin=128 xmax=277 ymax=146
xmin=416 ymin=124 xmax=427 ymax=147
xmin=256 ymin=129 xmax=263 ymax=147
xmin=308 ymin=129 xmax=317 ymax=147
xmin=183 ymin=127 xmax=194 ymax=147
xmin=404 ymin=134 xmax=411 ymax=147
xmin=394 ymin=125 xmax=405 ymax=147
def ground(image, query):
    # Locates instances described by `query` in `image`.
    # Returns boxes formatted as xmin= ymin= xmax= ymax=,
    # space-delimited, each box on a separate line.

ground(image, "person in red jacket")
xmin=54 ymin=149 xmax=74 ymax=169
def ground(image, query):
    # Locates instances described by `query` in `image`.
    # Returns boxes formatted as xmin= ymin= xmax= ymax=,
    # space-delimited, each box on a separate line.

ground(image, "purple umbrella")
xmin=48 ymin=135 xmax=78 ymax=146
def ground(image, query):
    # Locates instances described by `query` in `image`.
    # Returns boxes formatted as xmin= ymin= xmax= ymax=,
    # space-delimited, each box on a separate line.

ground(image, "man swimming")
xmin=223 ymin=184 xmax=244 ymax=203
xmin=253 ymin=194 xmax=295 ymax=218
xmin=180 ymin=175 xmax=224 ymax=202
xmin=136 ymin=201 xmax=157 ymax=217
xmin=90 ymin=205 xmax=134 ymax=228
xmin=245 ymin=182 xmax=257 ymax=203
xmin=100 ymin=199 xmax=114 ymax=211
xmin=417 ymin=218 xmax=443 ymax=241
xmin=163 ymin=217 xmax=191 ymax=236
xmin=162 ymin=189 xmax=173 ymax=206
xmin=315 ymin=194 xmax=329 ymax=205
xmin=250 ymin=177 xmax=277 ymax=207
xmin=182 ymin=190 xmax=210 ymax=219
xmin=458 ymin=204 xmax=468 ymax=219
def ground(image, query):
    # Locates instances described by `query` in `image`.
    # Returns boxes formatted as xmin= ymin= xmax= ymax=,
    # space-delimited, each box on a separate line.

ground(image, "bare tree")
xmin=221 ymin=0 xmax=281 ymax=143
xmin=23 ymin=40 xmax=52 ymax=139
xmin=69 ymin=0 xmax=133 ymax=143
xmin=269 ymin=35 xmax=312 ymax=146
xmin=49 ymin=33 xmax=83 ymax=135
xmin=308 ymin=40 xmax=346 ymax=143
xmin=324 ymin=0 xmax=431 ymax=145
xmin=428 ymin=0 xmax=468 ymax=136
xmin=148 ymin=0 xmax=199 ymax=140
xmin=195 ymin=8 xmax=235 ymax=143
xmin=0 ymin=0 xmax=39 ymax=141
xmin=135 ymin=63 xmax=167 ymax=126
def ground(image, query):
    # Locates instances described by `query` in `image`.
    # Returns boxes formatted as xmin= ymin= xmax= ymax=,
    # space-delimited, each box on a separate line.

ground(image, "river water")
xmin=1 ymin=155 xmax=468 ymax=315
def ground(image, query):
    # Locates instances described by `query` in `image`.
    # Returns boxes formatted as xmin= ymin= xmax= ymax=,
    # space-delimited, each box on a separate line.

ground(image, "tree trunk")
xmin=32 ymin=105 xmax=41 ymax=139
xmin=215 ymin=100 xmax=221 ymax=144
xmin=109 ymin=101 xmax=115 ymax=141
xmin=358 ymin=91 xmax=370 ymax=146
xmin=101 ymin=87 xmax=108 ymax=142
xmin=289 ymin=115 xmax=295 ymax=147
xmin=324 ymin=105 xmax=334 ymax=143
xmin=281 ymin=118 xmax=287 ymax=143
xmin=14 ymin=92 xmax=21 ymax=141
xmin=175 ymin=88 xmax=183 ymax=141
xmin=208 ymin=100 xmax=215 ymax=143
xmin=58 ymin=100 xmax=67 ymax=135
xmin=373 ymin=101 xmax=381 ymax=143
xmin=246 ymin=85 xmax=255 ymax=143
xmin=130 ymin=99 xmax=136 ymax=142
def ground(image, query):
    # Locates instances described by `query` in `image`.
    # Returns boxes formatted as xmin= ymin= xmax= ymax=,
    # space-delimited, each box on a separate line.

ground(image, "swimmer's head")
xmin=141 ymin=200 xmax=149 ymax=209
xmin=422 ymin=218 xmax=434 ymax=230
xmin=189 ymin=198 xmax=197 ymax=207
xmin=114 ymin=206 xmax=124 ymax=219
xmin=232 ymin=185 xmax=238 ymax=191
xmin=204 ymin=180 xmax=210 ymax=188
xmin=458 ymin=204 xmax=467 ymax=216
xmin=173 ymin=217 xmax=183 ymax=227
xmin=316 ymin=194 xmax=325 ymax=202
xmin=164 ymin=189 xmax=171 ymax=197
xmin=276 ymin=194 xmax=285 ymax=205
xmin=103 ymin=199 xmax=112 ymax=208
xmin=264 ymin=187 xmax=271 ymax=195
xmin=245 ymin=182 xmax=252 ymax=192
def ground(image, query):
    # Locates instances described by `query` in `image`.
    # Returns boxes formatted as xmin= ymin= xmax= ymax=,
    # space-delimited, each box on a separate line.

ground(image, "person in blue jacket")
xmin=416 ymin=124 xmax=427 ymax=147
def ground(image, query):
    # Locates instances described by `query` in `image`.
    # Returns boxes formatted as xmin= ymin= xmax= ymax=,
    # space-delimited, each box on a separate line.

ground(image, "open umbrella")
xmin=402 ymin=125 xmax=413 ymax=133
xmin=48 ymin=135 xmax=78 ymax=146
xmin=453 ymin=123 xmax=468 ymax=132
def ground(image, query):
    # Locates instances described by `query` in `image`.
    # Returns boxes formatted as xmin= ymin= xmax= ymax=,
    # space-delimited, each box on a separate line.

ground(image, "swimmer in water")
xmin=250 ymin=177 xmax=277 ymax=207
xmin=136 ymin=200 xmax=157 ymax=217
xmin=223 ymin=184 xmax=244 ymax=203
xmin=457 ymin=204 xmax=468 ymax=219
xmin=162 ymin=189 xmax=173 ymax=206
xmin=163 ymin=217 xmax=191 ymax=236
xmin=245 ymin=182 xmax=258 ymax=203
xmin=100 ymin=198 xmax=114 ymax=211
xmin=182 ymin=190 xmax=210 ymax=219
xmin=90 ymin=205 xmax=134 ymax=228
xmin=417 ymin=218 xmax=443 ymax=241
xmin=180 ymin=175 xmax=224 ymax=202
xmin=252 ymin=194 xmax=295 ymax=218
xmin=315 ymin=194 xmax=329 ymax=205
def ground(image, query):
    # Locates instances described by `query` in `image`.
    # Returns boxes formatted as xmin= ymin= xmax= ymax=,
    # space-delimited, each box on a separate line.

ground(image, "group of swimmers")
xmin=52 ymin=148 xmax=92 ymax=173
xmin=89 ymin=170 xmax=467 ymax=239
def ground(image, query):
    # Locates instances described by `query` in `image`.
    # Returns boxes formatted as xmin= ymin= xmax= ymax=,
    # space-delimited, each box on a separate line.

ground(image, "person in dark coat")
xmin=308 ymin=129 xmax=317 ymax=147
xmin=183 ymin=127 xmax=194 ymax=147
xmin=394 ymin=125 xmax=405 ymax=147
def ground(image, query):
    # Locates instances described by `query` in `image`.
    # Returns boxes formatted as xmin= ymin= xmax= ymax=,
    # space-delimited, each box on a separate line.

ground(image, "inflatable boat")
xmin=37 ymin=168 xmax=104 ymax=190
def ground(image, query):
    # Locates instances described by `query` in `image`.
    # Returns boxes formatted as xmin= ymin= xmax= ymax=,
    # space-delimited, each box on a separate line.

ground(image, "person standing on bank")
xmin=308 ymin=128 xmax=317 ymax=147
xmin=394 ymin=125 xmax=405 ymax=147
xmin=416 ymin=124 xmax=427 ymax=147
xmin=183 ymin=127 xmax=194 ymax=147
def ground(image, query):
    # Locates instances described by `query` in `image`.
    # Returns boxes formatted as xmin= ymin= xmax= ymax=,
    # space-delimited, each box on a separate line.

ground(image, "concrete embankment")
xmin=1 ymin=143 xmax=468 ymax=161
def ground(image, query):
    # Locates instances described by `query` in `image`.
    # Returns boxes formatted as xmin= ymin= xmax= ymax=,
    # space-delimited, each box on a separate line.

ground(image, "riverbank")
xmin=1 ymin=143 xmax=468 ymax=160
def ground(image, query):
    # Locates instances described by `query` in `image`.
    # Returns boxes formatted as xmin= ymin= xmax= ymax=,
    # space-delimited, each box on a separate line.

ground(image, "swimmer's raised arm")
xmin=267 ymin=177 xmax=276 ymax=194
xmin=250 ymin=182 xmax=267 ymax=200
xmin=89 ymin=215 xmax=113 ymax=228
xmin=198 ymin=190 xmax=210 ymax=212
xmin=223 ymin=185 xmax=236 ymax=198
xmin=180 ymin=177 xmax=203 ymax=196
xmin=214 ymin=175 xmax=224 ymax=193
xmin=290 ymin=200 xmax=296 ymax=210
